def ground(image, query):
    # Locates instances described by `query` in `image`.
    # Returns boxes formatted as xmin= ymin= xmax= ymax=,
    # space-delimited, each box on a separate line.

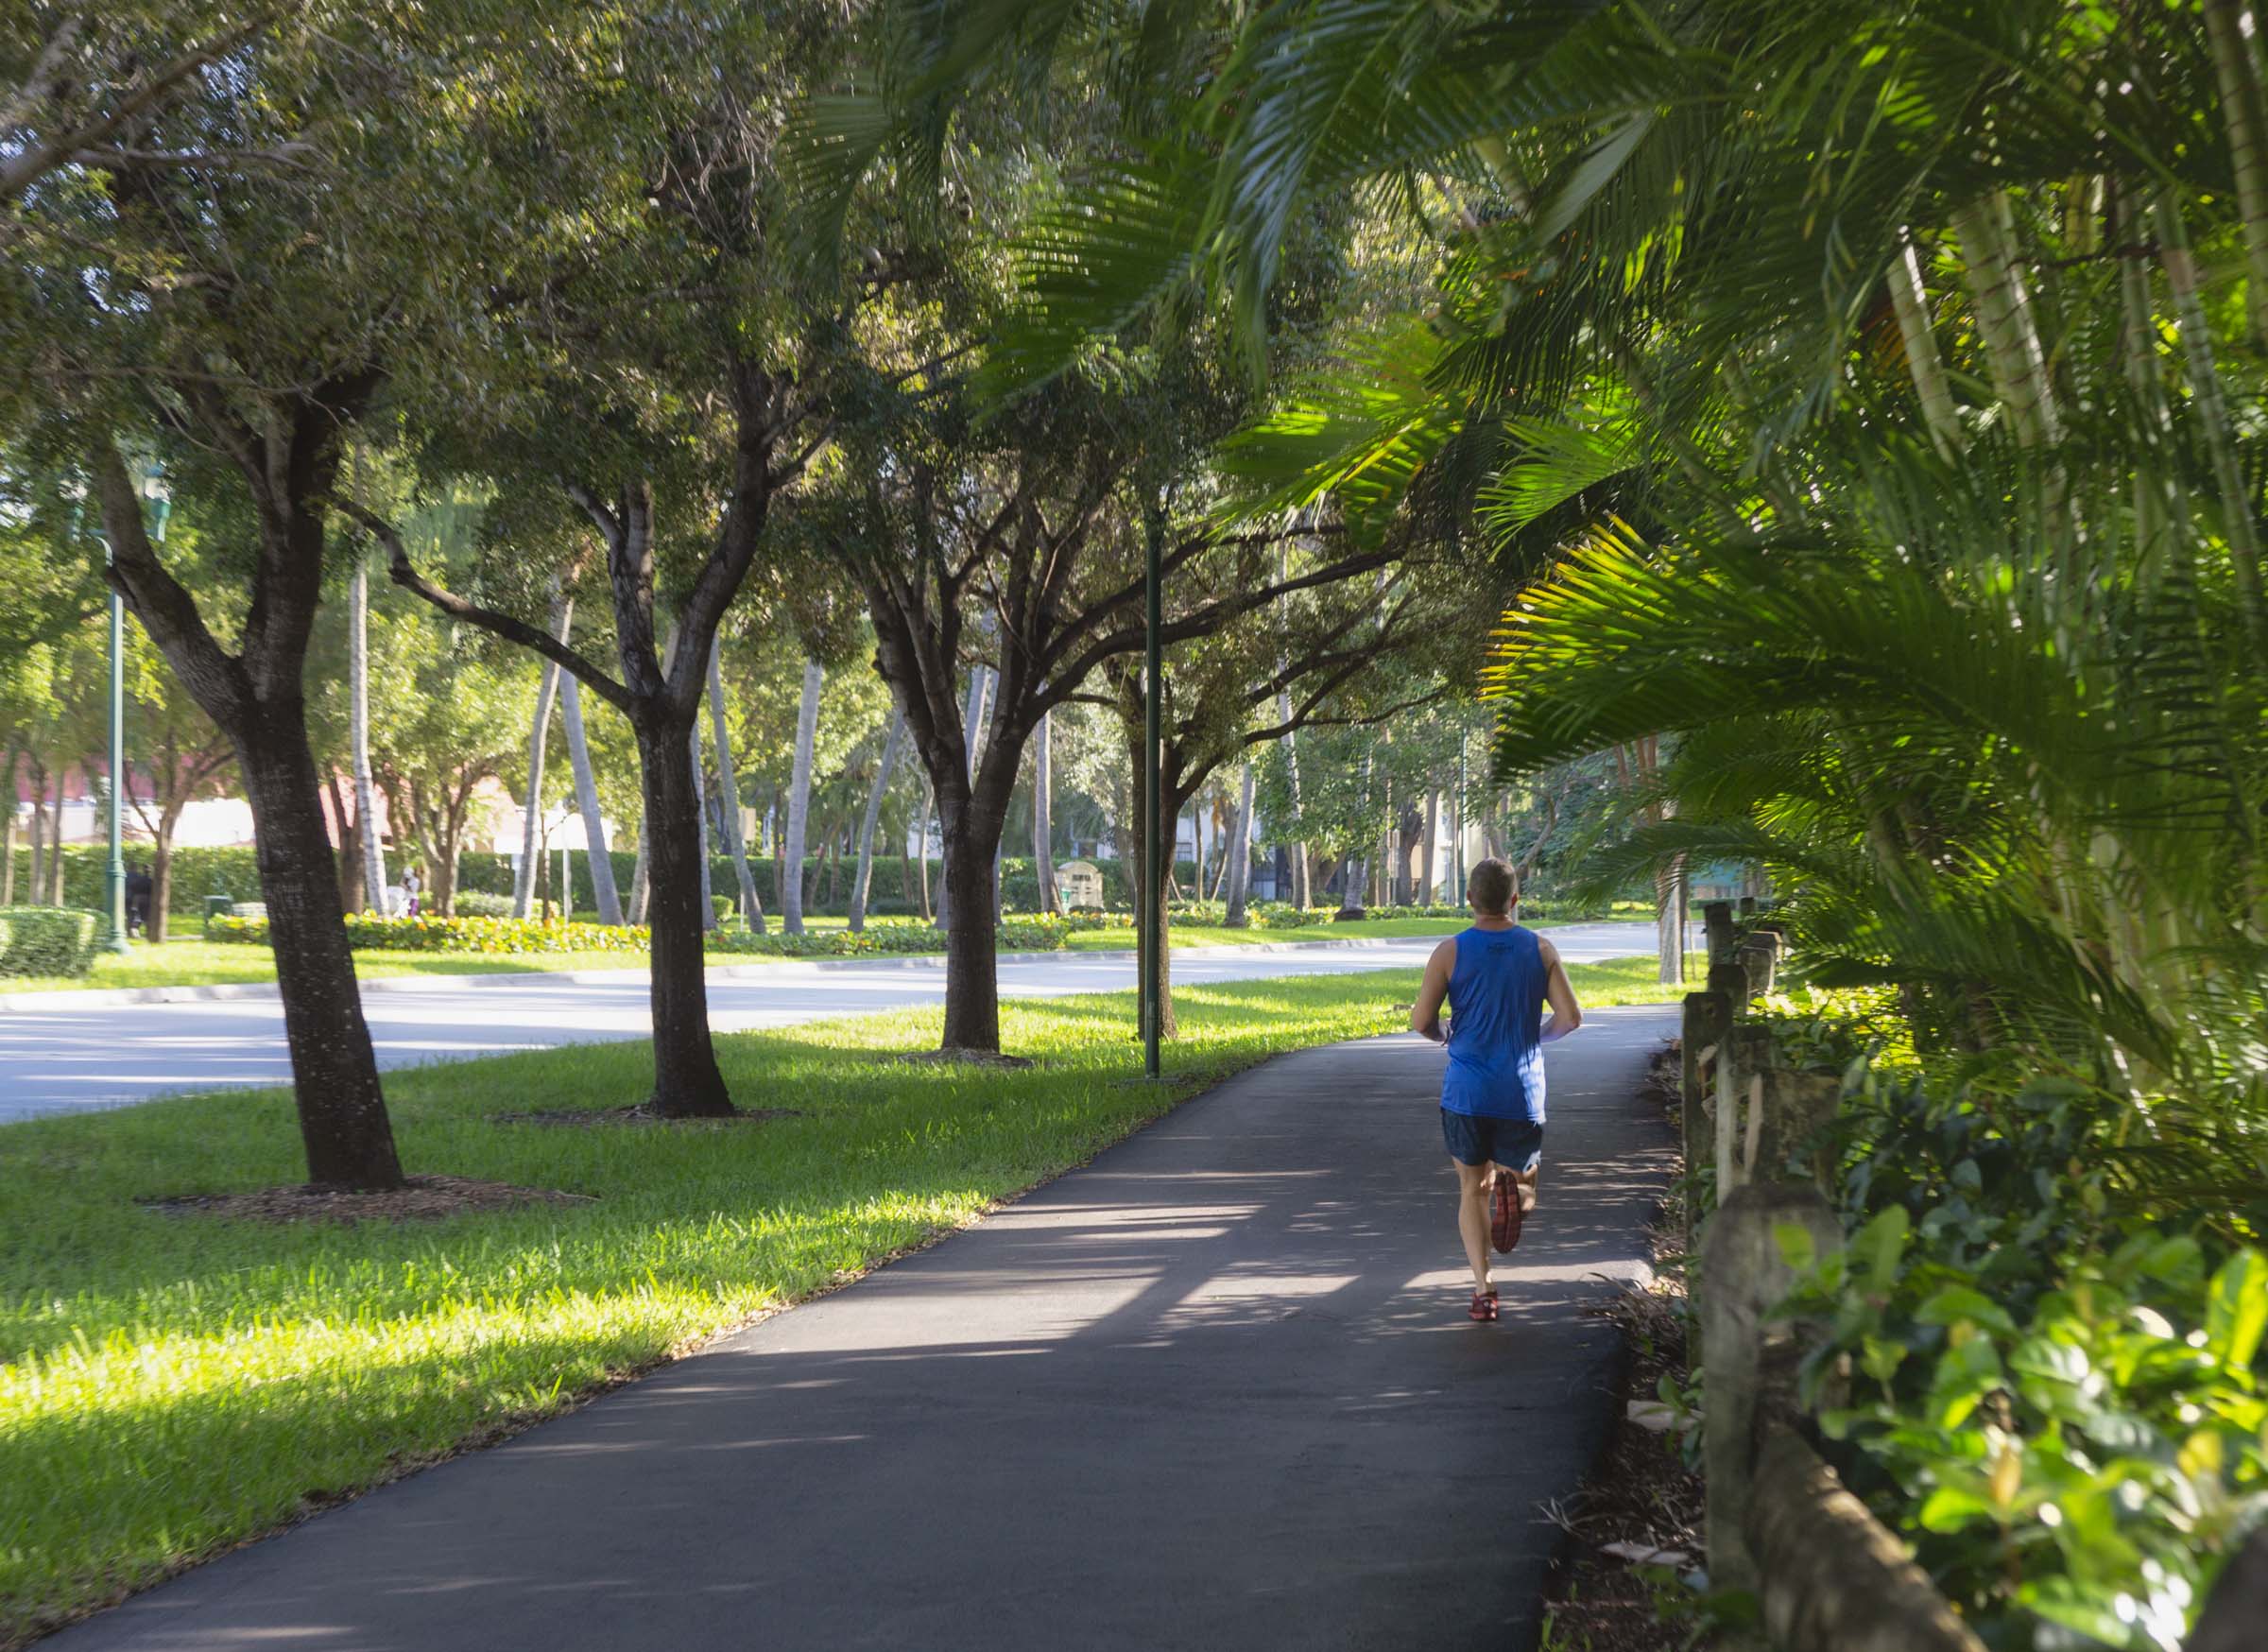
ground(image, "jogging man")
xmin=1409 ymin=856 xmax=1584 ymax=1322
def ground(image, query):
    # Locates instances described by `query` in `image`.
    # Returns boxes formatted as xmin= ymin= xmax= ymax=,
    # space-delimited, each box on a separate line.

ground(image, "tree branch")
xmin=344 ymin=499 xmax=636 ymax=715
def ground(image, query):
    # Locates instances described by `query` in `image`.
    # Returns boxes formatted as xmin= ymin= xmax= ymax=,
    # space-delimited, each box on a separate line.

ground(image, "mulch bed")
xmin=895 ymin=1047 xmax=1035 ymax=1071
xmin=138 ymin=1175 xmax=595 ymax=1227
xmin=492 ymin=1103 xmax=807 ymax=1127
xmin=1533 ymin=1041 xmax=1714 ymax=1652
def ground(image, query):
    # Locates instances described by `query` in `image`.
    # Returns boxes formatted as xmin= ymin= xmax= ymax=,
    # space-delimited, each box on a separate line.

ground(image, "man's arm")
xmin=1410 ymin=938 xmax=1456 ymax=1042
xmin=1538 ymin=937 xmax=1584 ymax=1042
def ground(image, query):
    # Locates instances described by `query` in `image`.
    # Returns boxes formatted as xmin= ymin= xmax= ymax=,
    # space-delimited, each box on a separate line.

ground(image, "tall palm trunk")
xmin=350 ymin=549 xmax=389 ymax=914
xmin=559 ymin=674 xmax=622 ymax=925
xmin=628 ymin=803 xmax=651 ymax=925
xmin=917 ymin=785 xmax=934 ymax=921
xmin=849 ymin=706 xmax=903 ymax=933
xmin=2156 ymin=194 xmax=2268 ymax=645
xmin=511 ymin=594 xmax=572 ymax=918
xmin=1032 ymin=709 xmax=1058 ymax=915
xmin=1951 ymin=193 xmax=2060 ymax=449
xmin=782 ymin=658 xmax=822 ymax=935
xmin=1223 ymin=762 xmax=1256 ymax=926
xmin=1887 ymin=233 xmax=1964 ymax=459
xmin=705 ymin=640 xmax=765 ymax=933
xmin=2205 ymin=0 xmax=2268 ymax=344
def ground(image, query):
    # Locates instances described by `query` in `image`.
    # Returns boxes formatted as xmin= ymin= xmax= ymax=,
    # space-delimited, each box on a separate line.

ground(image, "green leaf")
xmin=1853 ymin=1205 xmax=1910 ymax=1286
xmin=2206 ymin=1249 xmax=2268 ymax=1371
xmin=1916 ymin=1479 xmax=1994 ymax=1532
xmin=1917 ymin=1286 xmax=2019 ymax=1337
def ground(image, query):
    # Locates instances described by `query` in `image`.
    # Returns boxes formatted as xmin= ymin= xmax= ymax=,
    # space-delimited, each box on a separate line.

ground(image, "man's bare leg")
xmin=1454 ymin=1159 xmax=1494 ymax=1293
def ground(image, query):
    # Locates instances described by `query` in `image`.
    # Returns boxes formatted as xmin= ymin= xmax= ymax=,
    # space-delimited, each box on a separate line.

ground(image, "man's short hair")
xmin=1468 ymin=857 xmax=1516 ymax=916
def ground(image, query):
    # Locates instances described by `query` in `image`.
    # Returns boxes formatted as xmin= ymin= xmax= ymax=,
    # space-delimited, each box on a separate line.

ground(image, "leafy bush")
xmin=1727 ymin=994 xmax=2268 ymax=1649
xmin=0 ymin=907 xmax=101 ymax=979
xmin=451 ymin=891 xmax=515 ymax=918
xmin=206 ymin=913 xmax=647 ymax=955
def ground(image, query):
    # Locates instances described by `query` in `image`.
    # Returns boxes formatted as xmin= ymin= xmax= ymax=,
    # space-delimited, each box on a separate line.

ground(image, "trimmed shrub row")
xmin=206 ymin=913 xmax=649 ymax=955
xmin=0 ymin=906 xmax=102 ymax=979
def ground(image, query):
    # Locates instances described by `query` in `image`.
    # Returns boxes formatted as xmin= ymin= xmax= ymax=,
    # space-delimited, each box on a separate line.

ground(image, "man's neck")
xmin=1470 ymin=910 xmax=1517 ymax=930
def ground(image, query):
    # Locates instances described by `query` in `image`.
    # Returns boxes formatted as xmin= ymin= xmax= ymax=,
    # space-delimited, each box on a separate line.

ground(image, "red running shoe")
xmin=1490 ymin=1171 xmax=1525 ymax=1253
xmin=1468 ymin=1290 xmax=1499 ymax=1322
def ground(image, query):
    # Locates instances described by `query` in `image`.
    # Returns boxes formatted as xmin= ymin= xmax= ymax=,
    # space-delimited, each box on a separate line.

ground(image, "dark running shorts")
xmin=1441 ymin=1110 xmax=1544 ymax=1173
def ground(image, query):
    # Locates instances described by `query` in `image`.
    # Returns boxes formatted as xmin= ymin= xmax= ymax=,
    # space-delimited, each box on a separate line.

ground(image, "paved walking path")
xmin=50 ymin=1007 xmax=1677 ymax=1652
xmin=0 ymin=922 xmax=1658 ymax=1123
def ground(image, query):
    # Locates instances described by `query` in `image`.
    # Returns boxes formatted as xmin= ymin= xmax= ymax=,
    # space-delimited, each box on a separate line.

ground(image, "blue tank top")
xmin=1441 ymin=925 xmax=1547 ymax=1121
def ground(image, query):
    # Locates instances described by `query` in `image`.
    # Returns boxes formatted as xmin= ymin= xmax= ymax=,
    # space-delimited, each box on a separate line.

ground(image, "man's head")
xmin=1467 ymin=857 xmax=1517 ymax=918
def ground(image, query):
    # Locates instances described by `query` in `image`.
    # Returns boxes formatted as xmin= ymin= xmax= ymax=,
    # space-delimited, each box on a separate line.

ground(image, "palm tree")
xmin=781 ymin=658 xmax=822 ymax=934
xmin=848 ymin=704 xmax=904 ymax=932
xmin=349 ymin=546 xmax=388 ymax=914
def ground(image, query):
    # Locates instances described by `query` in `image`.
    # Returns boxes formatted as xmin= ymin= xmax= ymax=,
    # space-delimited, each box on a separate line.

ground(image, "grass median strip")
xmin=0 ymin=955 xmax=1677 ymax=1643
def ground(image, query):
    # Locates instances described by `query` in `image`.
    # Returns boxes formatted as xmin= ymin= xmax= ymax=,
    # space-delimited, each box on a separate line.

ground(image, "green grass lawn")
xmin=0 ymin=954 xmax=1683 ymax=1641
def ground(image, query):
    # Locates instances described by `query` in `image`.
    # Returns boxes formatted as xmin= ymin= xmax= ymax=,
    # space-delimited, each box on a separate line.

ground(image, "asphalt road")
xmin=0 ymin=921 xmax=1661 ymax=1125
xmin=47 ymin=1007 xmax=1679 ymax=1652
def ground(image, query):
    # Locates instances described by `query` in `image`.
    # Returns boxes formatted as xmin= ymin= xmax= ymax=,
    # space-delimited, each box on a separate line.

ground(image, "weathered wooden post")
xmin=1702 ymin=899 xmax=1736 ymax=965
xmin=1746 ymin=1433 xmax=1988 ymax=1651
xmin=1740 ymin=930 xmax=1780 ymax=998
xmin=2191 ymin=1527 xmax=2268 ymax=1652
xmin=1701 ymin=1182 xmax=1843 ymax=1597
xmin=1708 ymin=959 xmax=1750 ymax=1017
xmin=1715 ymin=1024 xmax=1777 ymax=1199
xmin=1737 ymin=894 xmax=1759 ymax=920
xmin=1680 ymin=989 xmax=1733 ymax=1253
xmin=1751 ymin=1068 xmax=1842 ymax=1192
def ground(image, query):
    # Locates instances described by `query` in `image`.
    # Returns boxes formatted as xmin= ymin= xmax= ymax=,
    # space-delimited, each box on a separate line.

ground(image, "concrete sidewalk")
xmin=50 ymin=1006 xmax=1678 ymax=1652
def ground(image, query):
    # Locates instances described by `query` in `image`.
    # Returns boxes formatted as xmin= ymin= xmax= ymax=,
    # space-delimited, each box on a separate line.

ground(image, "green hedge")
xmin=0 ymin=906 xmax=102 ymax=979
xmin=207 ymin=913 xmax=648 ymax=955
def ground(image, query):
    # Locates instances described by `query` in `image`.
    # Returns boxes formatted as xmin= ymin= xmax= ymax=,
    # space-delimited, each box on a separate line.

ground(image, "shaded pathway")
xmin=53 ymin=1005 xmax=1678 ymax=1652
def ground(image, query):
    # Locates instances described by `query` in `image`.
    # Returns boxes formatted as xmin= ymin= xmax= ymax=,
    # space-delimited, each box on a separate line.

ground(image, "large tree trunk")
xmin=633 ymin=711 xmax=734 ymax=1116
xmin=350 ymin=550 xmax=388 ymax=914
xmin=512 ymin=596 xmax=571 ymax=918
xmin=782 ymin=658 xmax=822 ymax=934
xmin=559 ymin=674 xmax=623 ymax=925
xmin=1032 ymin=709 xmax=1057 ymax=915
xmin=1128 ymin=773 xmax=1183 ymax=1038
xmin=236 ymin=712 xmax=404 ymax=1187
xmin=936 ymin=669 xmax=988 ymax=929
xmin=936 ymin=793 xmax=1005 ymax=1051
xmin=1223 ymin=763 xmax=1256 ymax=927
xmin=150 ymin=797 xmax=185 ymax=942
xmin=849 ymin=706 xmax=903 ymax=933
xmin=705 ymin=641 xmax=765 ymax=932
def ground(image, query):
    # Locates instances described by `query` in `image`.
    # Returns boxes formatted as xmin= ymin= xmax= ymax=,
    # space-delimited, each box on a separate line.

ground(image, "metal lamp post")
xmin=101 ymin=468 xmax=170 ymax=953
xmin=1140 ymin=495 xmax=1164 ymax=1080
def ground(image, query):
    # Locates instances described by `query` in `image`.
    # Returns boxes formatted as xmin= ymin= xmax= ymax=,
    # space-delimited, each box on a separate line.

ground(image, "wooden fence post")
xmin=1715 ymin=1025 xmax=1776 ymax=1199
xmin=1708 ymin=959 xmax=1750 ymax=1018
xmin=1681 ymin=989 xmax=1733 ymax=1254
xmin=1701 ymin=1182 xmax=1843 ymax=1595
xmin=1746 ymin=1433 xmax=1987 ymax=1651
xmin=2191 ymin=1527 xmax=2268 ymax=1652
xmin=1740 ymin=930 xmax=1781 ymax=998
